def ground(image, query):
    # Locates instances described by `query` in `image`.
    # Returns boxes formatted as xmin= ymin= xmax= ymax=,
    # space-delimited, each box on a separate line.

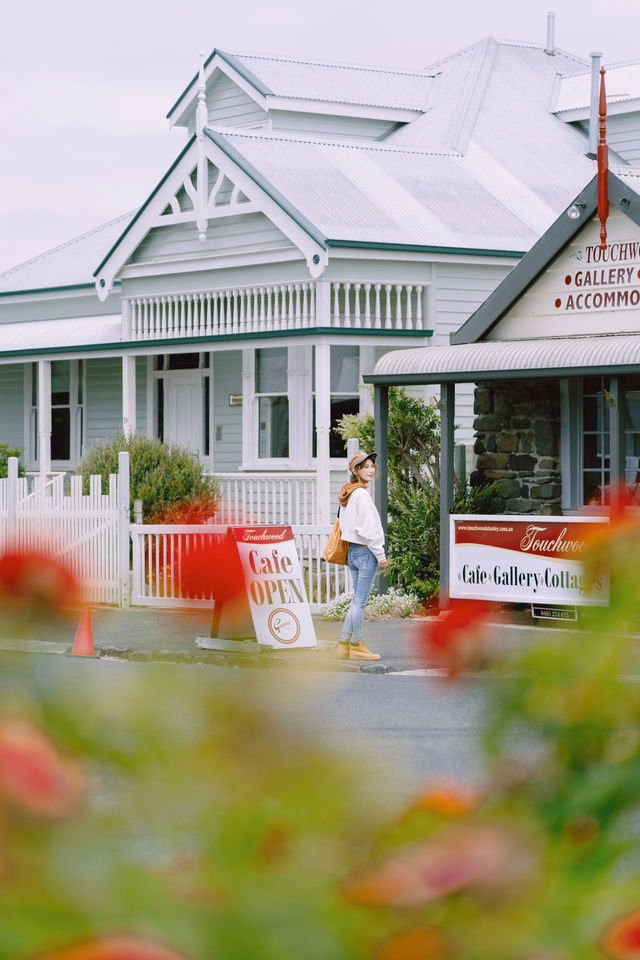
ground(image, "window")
xmin=312 ymin=345 xmax=360 ymax=457
xmin=256 ymin=348 xmax=289 ymax=459
xmin=625 ymin=374 xmax=640 ymax=492
xmin=27 ymin=360 xmax=84 ymax=467
xmin=581 ymin=376 xmax=610 ymax=505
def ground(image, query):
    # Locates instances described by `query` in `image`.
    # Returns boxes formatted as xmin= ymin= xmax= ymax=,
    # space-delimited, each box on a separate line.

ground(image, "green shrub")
xmin=0 ymin=443 xmax=25 ymax=478
xmin=78 ymin=430 xmax=219 ymax=522
xmin=321 ymin=586 xmax=422 ymax=621
xmin=387 ymin=477 xmax=499 ymax=599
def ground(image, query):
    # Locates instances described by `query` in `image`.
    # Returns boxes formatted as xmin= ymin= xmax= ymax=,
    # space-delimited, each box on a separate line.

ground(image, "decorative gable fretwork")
xmin=158 ymin=160 xmax=258 ymax=227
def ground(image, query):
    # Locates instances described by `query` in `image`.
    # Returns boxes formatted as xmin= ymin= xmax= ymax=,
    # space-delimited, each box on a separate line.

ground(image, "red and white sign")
xmin=232 ymin=526 xmax=317 ymax=649
xmin=450 ymin=514 xmax=609 ymax=605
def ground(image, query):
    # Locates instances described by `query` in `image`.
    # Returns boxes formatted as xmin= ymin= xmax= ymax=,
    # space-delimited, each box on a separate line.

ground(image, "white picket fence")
xmin=130 ymin=523 xmax=348 ymax=612
xmin=0 ymin=456 xmax=347 ymax=612
xmin=212 ymin=473 xmax=317 ymax=525
xmin=0 ymin=455 xmax=130 ymax=606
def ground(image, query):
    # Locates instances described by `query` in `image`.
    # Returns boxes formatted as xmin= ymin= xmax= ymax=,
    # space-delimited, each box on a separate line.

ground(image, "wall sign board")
xmin=450 ymin=515 xmax=609 ymax=606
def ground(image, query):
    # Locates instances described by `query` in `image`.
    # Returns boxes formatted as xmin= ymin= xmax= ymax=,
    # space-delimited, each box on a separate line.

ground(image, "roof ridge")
xmin=207 ymin=125 xmax=458 ymax=157
xmin=0 ymin=212 xmax=134 ymax=280
xmin=559 ymin=57 xmax=640 ymax=78
xmin=224 ymin=49 xmax=434 ymax=78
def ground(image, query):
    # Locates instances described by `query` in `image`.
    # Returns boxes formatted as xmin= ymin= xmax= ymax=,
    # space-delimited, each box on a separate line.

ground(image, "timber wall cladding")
xmin=470 ymin=380 xmax=561 ymax=515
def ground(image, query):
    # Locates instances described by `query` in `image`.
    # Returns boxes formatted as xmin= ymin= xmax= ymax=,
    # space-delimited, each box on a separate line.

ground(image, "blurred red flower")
xmin=178 ymin=532 xmax=246 ymax=603
xmin=406 ymin=778 xmax=483 ymax=820
xmin=375 ymin=925 xmax=450 ymax=960
xmin=420 ymin=598 xmax=495 ymax=680
xmin=33 ymin=935 xmax=190 ymax=960
xmin=0 ymin=718 xmax=86 ymax=821
xmin=600 ymin=909 xmax=640 ymax=958
xmin=0 ymin=549 xmax=78 ymax=611
xmin=342 ymin=824 xmax=535 ymax=908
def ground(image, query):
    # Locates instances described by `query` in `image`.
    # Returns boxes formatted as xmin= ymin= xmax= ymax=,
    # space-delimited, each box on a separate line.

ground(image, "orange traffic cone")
xmin=71 ymin=607 xmax=94 ymax=657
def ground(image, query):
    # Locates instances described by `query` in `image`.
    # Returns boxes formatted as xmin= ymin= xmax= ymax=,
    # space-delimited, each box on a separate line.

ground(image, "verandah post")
xmin=439 ymin=382 xmax=455 ymax=604
xmin=7 ymin=456 xmax=18 ymax=542
xmin=117 ymin=451 xmax=131 ymax=608
xmin=374 ymin=383 xmax=389 ymax=592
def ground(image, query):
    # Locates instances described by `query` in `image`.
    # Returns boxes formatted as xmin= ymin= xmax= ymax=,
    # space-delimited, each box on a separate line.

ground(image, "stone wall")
xmin=470 ymin=379 xmax=561 ymax=515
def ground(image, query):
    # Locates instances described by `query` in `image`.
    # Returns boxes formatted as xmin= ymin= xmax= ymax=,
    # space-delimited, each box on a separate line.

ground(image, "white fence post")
xmin=118 ymin=451 xmax=131 ymax=608
xmin=7 ymin=456 xmax=18 ymax=541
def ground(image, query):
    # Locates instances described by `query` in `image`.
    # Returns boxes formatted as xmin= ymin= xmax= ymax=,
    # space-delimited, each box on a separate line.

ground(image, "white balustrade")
xmin=124 ymin=280 xmax=427 ymax=340
xmin=211 ymin=472 xmax=317 ymax=526
xmin=330 ymin=281 xmax=425 ymax=331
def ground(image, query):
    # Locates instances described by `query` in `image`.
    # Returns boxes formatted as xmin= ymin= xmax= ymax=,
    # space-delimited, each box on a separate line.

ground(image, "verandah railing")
xmin=130 ymin=523 xmax=348 ymax=613
xmin=211 ymin=473 xmax=317 ymax=525
xmin=124 ymin=280 xmax=427 ymax=340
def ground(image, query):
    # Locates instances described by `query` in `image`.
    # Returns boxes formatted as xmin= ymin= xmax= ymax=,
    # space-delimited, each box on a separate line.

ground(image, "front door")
xmin=164 ymin=372 xmax=203 ymax=455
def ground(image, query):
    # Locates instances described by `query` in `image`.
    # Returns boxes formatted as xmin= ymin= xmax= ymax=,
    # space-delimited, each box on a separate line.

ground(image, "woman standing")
xmin=336 ymin=451 xmax=388 ymax=661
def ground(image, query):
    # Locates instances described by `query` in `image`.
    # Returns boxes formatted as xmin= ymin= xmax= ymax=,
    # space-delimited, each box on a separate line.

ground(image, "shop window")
xmin=256 ymin=347 xmax=289 ymax=459
xmin=625 ymin=374 xmax=640 ymax=494
xmin=581 ymin=376 xmax=610 ymax=505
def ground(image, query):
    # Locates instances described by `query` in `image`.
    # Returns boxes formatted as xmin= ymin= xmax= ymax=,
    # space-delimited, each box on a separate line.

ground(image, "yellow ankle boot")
xmin=336 ymin=641 xmax=351 ymax=659
xmin=348 ymin=642 xmax=381 ymax=661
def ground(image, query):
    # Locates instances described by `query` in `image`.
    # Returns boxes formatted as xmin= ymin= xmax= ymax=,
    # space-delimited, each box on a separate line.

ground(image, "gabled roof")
xmin=208 ymin=124 xmax=595 ymax=253
xmin=451 ymin=169 xmax=640 ymax=344
xmin=0 ymin=213 xmax=132 ymax=296
xmin=167 ymin=49 xmax=434 ymax=126
xmin=1 ymin=37 xmax=614 ymax=298
xmin=553 ymin=59 xmax=640 ymax=119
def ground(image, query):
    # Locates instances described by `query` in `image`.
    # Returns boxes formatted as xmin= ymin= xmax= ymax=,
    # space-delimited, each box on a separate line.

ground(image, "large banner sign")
xmin=231 ymin=526 xmax=317 ymax=648
xmin=450 ymin=515 xmax=609 ymax=605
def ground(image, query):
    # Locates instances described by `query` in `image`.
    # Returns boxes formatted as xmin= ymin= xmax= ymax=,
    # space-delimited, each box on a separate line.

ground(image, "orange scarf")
xmin=338 ymin=481 xmax=368 ymax=506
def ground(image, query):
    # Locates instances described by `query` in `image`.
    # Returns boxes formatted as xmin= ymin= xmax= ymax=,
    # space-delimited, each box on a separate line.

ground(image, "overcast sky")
xmin=0 ymin=0 xmax=636 ymax=276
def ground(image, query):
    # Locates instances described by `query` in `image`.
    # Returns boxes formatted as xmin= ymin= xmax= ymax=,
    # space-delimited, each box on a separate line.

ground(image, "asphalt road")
xmin=0 ymin=652 xmax=491 ymax=799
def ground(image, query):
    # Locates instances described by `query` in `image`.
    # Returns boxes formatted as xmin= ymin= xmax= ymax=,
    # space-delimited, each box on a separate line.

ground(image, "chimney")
xmin=588 ymin=52 xmax=603 ymax=157
xmin=544 ymin=11 xmax=556 ymax=56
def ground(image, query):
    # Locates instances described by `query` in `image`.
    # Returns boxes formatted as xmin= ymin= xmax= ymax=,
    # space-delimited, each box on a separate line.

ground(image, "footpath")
xmin=0 ymin=604 xmax=576 ymax=674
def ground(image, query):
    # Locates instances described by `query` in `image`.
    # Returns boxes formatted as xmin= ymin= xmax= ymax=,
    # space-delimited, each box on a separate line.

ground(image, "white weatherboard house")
xmin=2 ymin=35 xmax=640 ymax=526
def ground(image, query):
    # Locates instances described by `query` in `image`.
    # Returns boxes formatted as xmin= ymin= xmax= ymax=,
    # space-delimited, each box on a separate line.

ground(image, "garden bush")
xmin=0 ymin=442 xmax=24 ymax=478
xmin=78 ymin=429 xmax=219 ymax=522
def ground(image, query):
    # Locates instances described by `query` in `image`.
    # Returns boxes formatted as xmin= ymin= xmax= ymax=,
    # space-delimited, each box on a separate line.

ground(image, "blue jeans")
xmin=341 ymin=544 xmax=378 ymax=644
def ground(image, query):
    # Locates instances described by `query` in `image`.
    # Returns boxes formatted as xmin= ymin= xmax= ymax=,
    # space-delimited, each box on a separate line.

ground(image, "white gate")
xmin=130 ymin=523 xmax=348 ymax=613
xmin=0 ymin=455 xmax=130 ymax=606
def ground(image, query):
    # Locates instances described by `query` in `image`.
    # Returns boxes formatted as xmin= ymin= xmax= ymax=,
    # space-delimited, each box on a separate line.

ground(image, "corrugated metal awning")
xmin=0 ymin=315 xmax=122 ymax=359
xmin=365 ymin=334 xmax=640 ymax=385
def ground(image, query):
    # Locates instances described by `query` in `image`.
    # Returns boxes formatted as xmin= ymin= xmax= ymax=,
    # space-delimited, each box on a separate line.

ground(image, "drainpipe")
xmin=588 ymin=52 xmax=603 ymax=158
xmin=544 ymin=11 xmax=555 ymax=56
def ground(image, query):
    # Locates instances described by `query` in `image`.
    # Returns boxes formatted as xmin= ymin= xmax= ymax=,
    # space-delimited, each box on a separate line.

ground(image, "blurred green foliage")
xmin=78 ymin=430 xmax=219 ymax=522
xmin=0 ymin=442 xmax=25 ymax=478
xmin=4 ymin=512 xmax=640 ymax=957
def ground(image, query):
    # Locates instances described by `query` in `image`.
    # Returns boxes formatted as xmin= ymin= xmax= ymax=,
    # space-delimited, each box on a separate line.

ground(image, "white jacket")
xmin=338 ymin=488 xmax=386 ymax=562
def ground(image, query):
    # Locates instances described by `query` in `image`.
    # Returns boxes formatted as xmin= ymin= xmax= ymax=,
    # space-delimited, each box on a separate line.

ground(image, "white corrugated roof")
xmin=371 ymin=335 xmax=640 ymax=382
xmin=0 ymin=213 xmax=133 ymax=294
xmin=2 ymin=39 xmax=606 ymax=293
xmin=0 ymin=315 xmax=121 ymax=356
xmin=554 ymin=60 xmax=640 ymax=114
xmin=228 ymin=51 xmax=434 ymax=111
xmin=214 ymin=125 xmax=594 ymax=250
